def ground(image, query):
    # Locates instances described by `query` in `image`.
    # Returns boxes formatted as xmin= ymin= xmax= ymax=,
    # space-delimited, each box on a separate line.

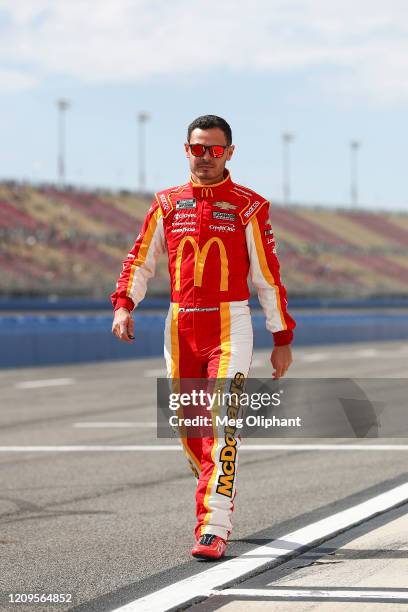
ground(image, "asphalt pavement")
xmin=0 ymin=340 xmax=407 ymax=611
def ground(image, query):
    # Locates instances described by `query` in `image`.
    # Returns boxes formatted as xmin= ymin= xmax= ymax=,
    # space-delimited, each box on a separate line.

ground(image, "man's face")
xmin=184 ymin=127 xmax=235 ymax=183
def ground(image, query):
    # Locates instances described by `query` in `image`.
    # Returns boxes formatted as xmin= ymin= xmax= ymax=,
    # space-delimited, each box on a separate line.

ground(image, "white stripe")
xmin=300 ymin=353 xmax=328 ymax=363
xmin=163 ymin=305 xmax=173 ymax=379
xmin=129 ymin=214 xmax=165 ymax=307
xmin=245 ymin=220 xmax=283 ymax=333
xmin=212 ymin=588 xmax=408 ymax=601
xmin=0 ymin=444 xmax=407 ymax=452
xmin=0 ymin=446 xmax=180 ymax=452
xmin=72 ymin=422 xmax=157 ymax=428
xmin=144 ymin=368 xmax=166 ymax=377
xmin=241 ymin=444 xmax=408 ymax=451
xmin=15 ymin=378 xmax=75 ymax=389
xmin=112 ymin=482 xmax=408 ymax=611
xmin=354 ymin=348 xmax=379 ymax=358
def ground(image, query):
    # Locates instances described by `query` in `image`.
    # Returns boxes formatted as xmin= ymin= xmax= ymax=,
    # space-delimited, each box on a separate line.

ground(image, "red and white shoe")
xmin=191 ymin=534 xmax=227 ymax=560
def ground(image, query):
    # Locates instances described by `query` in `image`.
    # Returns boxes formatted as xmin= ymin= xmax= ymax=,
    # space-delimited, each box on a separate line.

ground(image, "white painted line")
xmin=213 ymin=587 xmax=408 ymax=601
xmin=15 ymin=378 xmax=75 ymax=389
xmin=72 ymin=422 xmax=157 ymax=428
xmin=144 ymin=368 xmax=166 ymax=377
xmin=241 ymin=444 xmax=408 ymax=451
xmin=299 ymin=353 xmax=328 ymax=363
xmin=354 ymin=348 xmax=379 ymax=358
xmin=0 ymin=444 xmax=407 ymax=452
xmin=112 ymin=482 xmax=408 ymax=611
xmin=0 ymin=446 xmax=180 ymax=452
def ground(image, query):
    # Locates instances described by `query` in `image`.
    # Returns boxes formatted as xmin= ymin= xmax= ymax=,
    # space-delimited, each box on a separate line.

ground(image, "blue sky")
xmin=1 ymin=0 xmax=408 ymax=210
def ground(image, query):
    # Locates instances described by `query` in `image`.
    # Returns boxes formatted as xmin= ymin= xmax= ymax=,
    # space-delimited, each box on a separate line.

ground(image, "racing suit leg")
xmin=164 ymin=303 xmax=206 ymax=479
xmin=164 ymin=300 xmax=253 ymax=541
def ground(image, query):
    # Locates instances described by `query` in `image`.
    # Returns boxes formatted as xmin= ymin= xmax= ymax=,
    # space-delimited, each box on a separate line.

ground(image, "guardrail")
xmin=1 ymin=311 xmax=408 ymax=368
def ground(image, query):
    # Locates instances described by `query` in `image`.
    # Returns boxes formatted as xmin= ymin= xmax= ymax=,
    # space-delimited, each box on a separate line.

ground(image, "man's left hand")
xmin=271 ymin=345 xmax=293 ymax=379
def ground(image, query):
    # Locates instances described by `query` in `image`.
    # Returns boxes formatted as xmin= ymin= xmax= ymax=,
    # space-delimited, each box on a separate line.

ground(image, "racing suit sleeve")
xmin=245 ymin=202 xmax=296 ymax=346
xmin=110 ymin=199 xmax=165 ymax=312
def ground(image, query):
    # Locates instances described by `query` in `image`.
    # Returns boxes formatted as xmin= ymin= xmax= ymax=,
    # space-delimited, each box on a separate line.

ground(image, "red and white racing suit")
xmin=111 ymin=170 xmax=296 ymax=540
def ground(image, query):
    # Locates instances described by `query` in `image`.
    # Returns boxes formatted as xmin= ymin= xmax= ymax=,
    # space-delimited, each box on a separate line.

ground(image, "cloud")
xmin=1 ymin=0 xmax=408 ymax=103
xmin=0 ymin=67 xmax=37 ymax=91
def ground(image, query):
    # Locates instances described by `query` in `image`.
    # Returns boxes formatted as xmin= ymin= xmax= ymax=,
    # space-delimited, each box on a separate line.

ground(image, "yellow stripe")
xmin=170 ymin=303 xmax=201 ymax=473
xmin=126 ymin=207 xmax=162 ymax=297
xmin=201 ymin=302 xmax=231 ymax=533
xmin=175 ymin=236 xmax=198 ymax=291
xmin=251 ymin=217 xmax=287 ymax=331
xmin=170 ymin=303 xmax=180 ymax=380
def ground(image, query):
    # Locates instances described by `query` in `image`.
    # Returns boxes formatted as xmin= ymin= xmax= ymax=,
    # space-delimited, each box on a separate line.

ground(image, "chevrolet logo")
xmin=213 ymin=201 xmax=237 ymax=211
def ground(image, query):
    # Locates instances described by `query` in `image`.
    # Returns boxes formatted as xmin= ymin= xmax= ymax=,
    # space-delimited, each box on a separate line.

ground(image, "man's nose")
xmin=203 ymin=148 xmax=212 ymax=160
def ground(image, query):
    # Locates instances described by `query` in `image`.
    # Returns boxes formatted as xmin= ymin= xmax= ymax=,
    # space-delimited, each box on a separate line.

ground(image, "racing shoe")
xmin=191 ymin=534 xmax=227 ymax=560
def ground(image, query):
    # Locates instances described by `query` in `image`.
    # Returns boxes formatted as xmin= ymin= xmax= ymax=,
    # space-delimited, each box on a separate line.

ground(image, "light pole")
xmin=350 ymin=140 xmax=361 ymax=207
xmin=138 ymin=112 xmax=150 ymax=193
xmin=282 ymin=131 xmax=295 ymax=205
xmin=57 ymin=98 xmax=70 ymax=188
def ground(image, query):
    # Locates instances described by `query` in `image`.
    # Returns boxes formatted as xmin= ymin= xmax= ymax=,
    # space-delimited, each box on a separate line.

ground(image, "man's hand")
xmin=270 ymin=345 xmax=293 ymax=379
xmin=112 ymin=307 xmax=135 ymax=343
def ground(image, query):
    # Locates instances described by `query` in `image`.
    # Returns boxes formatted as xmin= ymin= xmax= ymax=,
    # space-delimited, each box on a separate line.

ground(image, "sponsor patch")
xmin=213 ymin=201 xmax=237 ymax=211
xmin=264 ymin=229 xmax=274 ymax=236
xmin=212 ymin=211 xmax=236 ymax=221
xmin=216 ymin=372 xmax=245 ymax=498
xmin=243 ymin=200 xmax=261 ymax=218
xmin=176 ymin=198 xmax=196 ymax=210
xmin=171 ymin=227 xmax=192 ymax=233
xmin=209 ymin=224 xmax=236 ymax=232
xmin=172 ymin=220 xmax=196 ymax=227
xmin=174 ymin=212 xmax=196 ymax=219
xmin=159 ymin=193 xmax=170 ymax=212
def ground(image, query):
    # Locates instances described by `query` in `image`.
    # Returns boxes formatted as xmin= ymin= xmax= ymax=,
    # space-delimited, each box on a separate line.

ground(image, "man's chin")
xmin=195 ymin=168 xmax=216 ymax=179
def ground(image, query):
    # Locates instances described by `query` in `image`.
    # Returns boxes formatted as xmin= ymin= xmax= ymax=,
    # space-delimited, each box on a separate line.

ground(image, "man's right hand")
xmin=112 ymin=307 xmax=135 ymax=343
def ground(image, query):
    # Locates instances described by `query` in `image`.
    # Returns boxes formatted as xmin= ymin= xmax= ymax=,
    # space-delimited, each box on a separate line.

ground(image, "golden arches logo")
xmin=175 ymin=236 xmax=229 ymax=291
xmin=201 ymin=187 xmax=213 ymax=198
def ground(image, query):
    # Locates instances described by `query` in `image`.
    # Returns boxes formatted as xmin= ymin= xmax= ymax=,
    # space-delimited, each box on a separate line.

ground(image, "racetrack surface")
xmin=0 ymin=340 xmax=407 ymax=611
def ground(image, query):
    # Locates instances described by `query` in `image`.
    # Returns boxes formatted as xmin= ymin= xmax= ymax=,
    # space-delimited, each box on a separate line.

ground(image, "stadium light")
xmin=282 ymin=132 xmax=295 ymax=205
xmin=57 ymin=99 xmax=70 ymax=188
xmin=350 ymin=140 xmax=361 ymax=207
xmin=138 ymin=112 xmax=150 ymax=193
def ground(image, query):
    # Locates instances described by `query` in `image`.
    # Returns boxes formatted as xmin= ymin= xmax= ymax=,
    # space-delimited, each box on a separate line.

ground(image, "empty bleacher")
xmin=0 ymin=181 xmax=407 ymax=297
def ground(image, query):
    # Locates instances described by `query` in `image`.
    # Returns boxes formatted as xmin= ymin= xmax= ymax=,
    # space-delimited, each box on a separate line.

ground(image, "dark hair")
xmin=187 ymin=115 xmax=232 ymax=145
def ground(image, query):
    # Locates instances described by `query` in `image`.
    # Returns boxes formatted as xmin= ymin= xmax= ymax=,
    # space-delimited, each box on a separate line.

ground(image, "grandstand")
xmin=0 ymin=180 xmax=407 ymax=298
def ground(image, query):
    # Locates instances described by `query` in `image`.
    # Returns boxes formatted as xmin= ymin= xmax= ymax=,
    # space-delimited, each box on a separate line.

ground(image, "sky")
xmin=1 ymin=0 xmax=408 ymax=210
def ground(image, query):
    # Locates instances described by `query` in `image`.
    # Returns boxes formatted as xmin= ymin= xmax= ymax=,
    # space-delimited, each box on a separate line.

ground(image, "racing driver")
xmin=111 ymin=115 xmax=296 ymax=560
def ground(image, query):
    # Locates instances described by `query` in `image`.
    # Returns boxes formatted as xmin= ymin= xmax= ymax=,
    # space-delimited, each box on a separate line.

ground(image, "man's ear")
xmin=184 ymin=143 xmax=190 ymax=158
xmin=227 ymin=145 xmax=235 ymax=161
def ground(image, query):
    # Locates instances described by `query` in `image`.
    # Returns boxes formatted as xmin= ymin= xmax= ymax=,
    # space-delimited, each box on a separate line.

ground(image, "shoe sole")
xmin=191 ymin=550 xmax=225 ymax=560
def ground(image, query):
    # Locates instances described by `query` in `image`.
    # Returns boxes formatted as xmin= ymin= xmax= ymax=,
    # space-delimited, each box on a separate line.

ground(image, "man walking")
xmin=111 ymin=115 xmax=295 ymax=560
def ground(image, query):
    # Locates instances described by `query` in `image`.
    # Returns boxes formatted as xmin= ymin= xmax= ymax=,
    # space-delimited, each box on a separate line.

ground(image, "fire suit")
xmin=111 ymin=169 xmax=296 ymax=540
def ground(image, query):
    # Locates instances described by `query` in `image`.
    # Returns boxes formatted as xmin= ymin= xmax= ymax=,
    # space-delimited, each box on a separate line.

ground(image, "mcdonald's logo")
xmin=201 ymin=187 xmax=214 ymax=198
xmin=175 ymin=236 xmax=229 ymax=291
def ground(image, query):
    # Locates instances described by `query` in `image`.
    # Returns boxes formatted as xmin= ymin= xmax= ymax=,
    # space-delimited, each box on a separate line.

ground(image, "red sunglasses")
xmin=188 ymin=143 xmax=228 ymax=158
